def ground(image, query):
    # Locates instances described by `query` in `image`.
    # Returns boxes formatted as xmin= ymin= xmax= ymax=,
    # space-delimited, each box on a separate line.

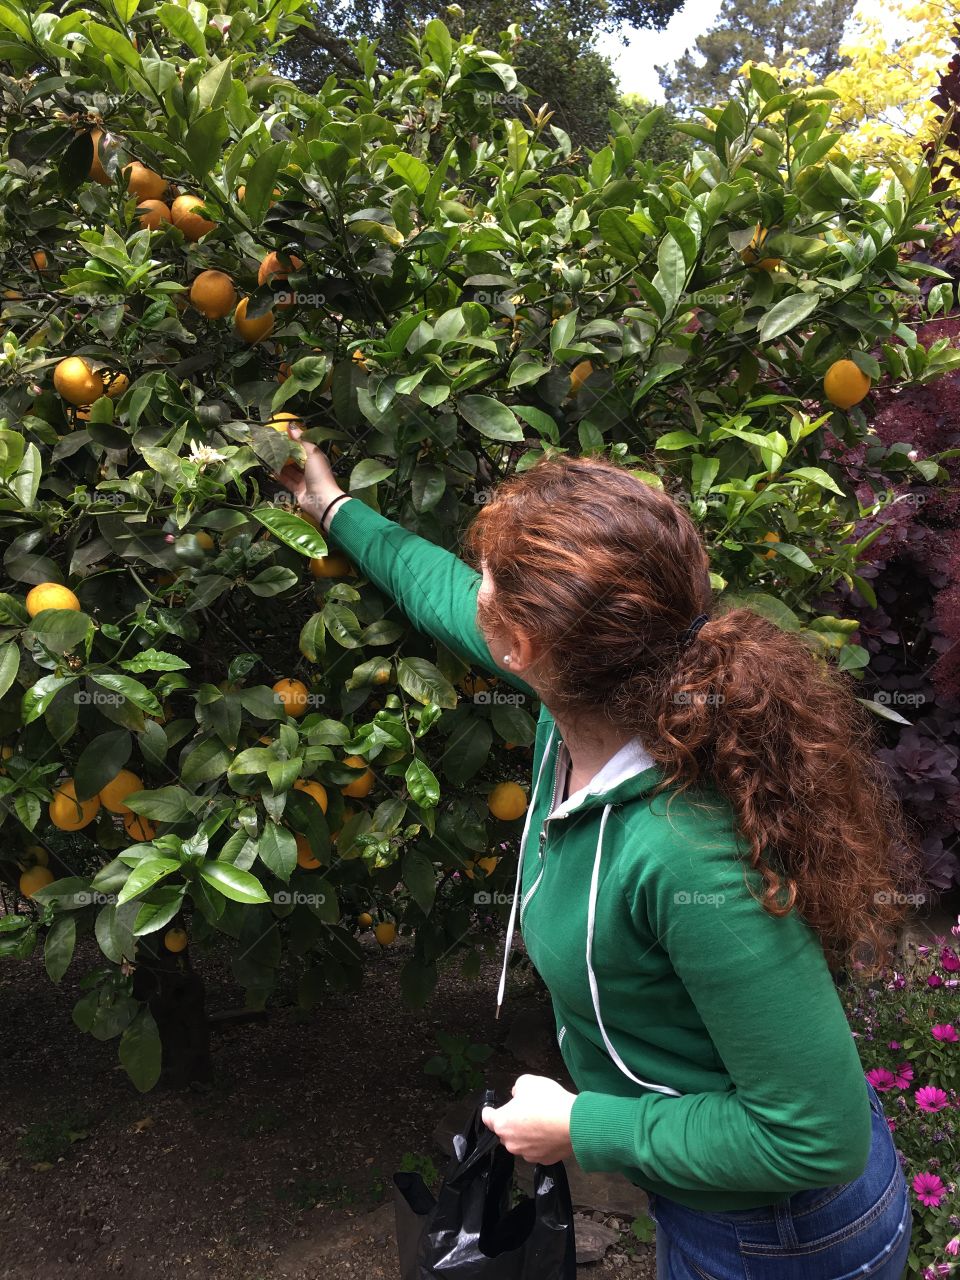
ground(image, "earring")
xmin=502 ymin=655 xmax=512 ymax=664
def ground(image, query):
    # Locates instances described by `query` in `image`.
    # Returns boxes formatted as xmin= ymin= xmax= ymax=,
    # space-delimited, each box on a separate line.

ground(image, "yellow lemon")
xmin=26 ymin=582 xmax=80 ymax=616
xmin=488 ymin=781 xmax=528 ymax=821
xmin=823 ymin=359 xmax=871 ymax=410
xmin=54 ymin=356 xmax=104 ymax=406
xmin=163 ymin=927 xmax=188 ymax=953
xmin=374 ymin=921 xmax=396 ymax=946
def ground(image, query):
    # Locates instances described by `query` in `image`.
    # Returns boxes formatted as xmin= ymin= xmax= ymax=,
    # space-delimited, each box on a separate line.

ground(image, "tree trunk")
xmin=132 ymin=935 xmax=213 ymax=1089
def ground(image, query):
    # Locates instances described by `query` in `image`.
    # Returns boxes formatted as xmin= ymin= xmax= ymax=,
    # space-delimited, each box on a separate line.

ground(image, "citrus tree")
xmin=0 ymin=0 xmax=956 ymax=1090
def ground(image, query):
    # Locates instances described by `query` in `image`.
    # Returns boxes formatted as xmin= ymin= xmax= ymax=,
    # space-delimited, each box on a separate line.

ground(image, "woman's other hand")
xmin=481 ymin=1074 xmax=576 ymax=1164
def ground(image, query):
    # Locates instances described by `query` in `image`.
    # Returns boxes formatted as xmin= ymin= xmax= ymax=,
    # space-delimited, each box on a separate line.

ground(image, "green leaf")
xmin=185 ymin=111 xmax=228 ymax=177
xmin=405 ymin=756 xmax=440 ymax=808
xmin=91 ymin=672 xmax=161 ymax=715
xmin=402 ymin=849 xmax=437 ymax=915
xmin=388 ymin=152 xmax=430 ymax=196
xmin=85 ymin=20 xmax=140 ymax=68
xmin=758 ymin=292 xmax=820 ymax=342
xmin=400 ymin=955 xmax=437 ymax=1010
xmin=857 ymin=697 xmax=911 ymax=726
xmin=28 ymin=608 xmax=93 ymax=655
xmin=242 ymin=140 xmax=288 ymax=225
xmin=157 ymin=2 xmax=205 ymax=57
xmin=349 ymin=459 xmax=396 ymax=490
xmin=196 ymin=58 xmax=233 ymax=113
xmin=251 ymin=507 xmax=328 ymax=558
xmin=74 ymin=730 xmax=132 ymax=802
xmin=0 ymin=644 xmax=20 ymax=700
xmin=124 ymin=786 xmax=200 ymax=822
xmin=44 ymin=913 xmax=76 ymax=983
xmin=784 ymin=467 xmax=844 ymax=495
xmin=197 ymin=860 xmax=271 ymax=904
xmin=397 ymin=657 xmax=457 ymax=709
xmin=258 ymin=821 xmax=298 ymax=882
xmin=119 ymin=649 xmax=190 ymax=673
xmin=117 ymin=859 xmax=182 ymax=904
xmin=119 ymin=1006 xmax=162 ymax=1092
xmin=458 ymin=395 xmax=523 ymax=442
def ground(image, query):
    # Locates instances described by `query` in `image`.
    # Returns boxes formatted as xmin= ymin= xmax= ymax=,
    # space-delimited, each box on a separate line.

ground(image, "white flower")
xmin=188 ymin=439 xmax=227 ymax=468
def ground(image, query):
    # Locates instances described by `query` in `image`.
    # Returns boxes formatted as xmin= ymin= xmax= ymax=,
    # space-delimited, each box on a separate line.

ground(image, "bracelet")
xmin=319 ymin=492 xmax=350 ymax=529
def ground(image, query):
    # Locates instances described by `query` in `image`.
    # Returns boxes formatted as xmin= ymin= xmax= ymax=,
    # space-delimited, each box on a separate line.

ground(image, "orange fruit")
xmin=99 ymin=769 xmax=143 ymax=815
xmin=189 ymin=269 xmax=237 ymax=319
xmin=257 ymin=251 xmax=303 ymax=308
xmin=19 ymin=866 xmax=54 ymax=897
xmin=273 ymin=677 xmax=309 ymax=717
xmin=53 ymin=356 xmax=104 ymax=406
xmin=88 ymin=128 xmax=110 ymax=184
xmin=295 ymin=832 xmax=320 ymax=869
xmin=30 ymin=250 xmax=48 ymax=273
xmin=171 ymin=194 xmax=216 ymax=242
xmin=194 ymin=531 xmax=214 ymax=551
xmin=25 ymin=844 xmax=48 ymax=867
xmin=374 ymin=921 xmax=396 ymax=946
xmin=124 ymin=812 xmax=156 ymax=841
xmin=26 ymin=582 xmax=80 ymax=616
xmin=823 ymin=359 xmax=871 ymax=410
xmin=331 ymin=807 xmax=355 ymax=844
xmin=103 ymin=371 xmax=128 ymax=399
xmin=309 ymin=554 xmax=355 ymax=578
xmin=740 ymin=226 xmax=780 ymax=271
xmin=136 ymin=198 xmax=171 ymax=231
xmin=163 ymin=927 xmax=188 ymax=953
xmin=459 ymin=673 xmax=495 ymax=696
xmin=760 ymin=531 xmax=780 ymax=560
xmin=124 ymin=162 xmax=166 ymax=200
xmin=476 ymin=855 xmax=499 ymax=876
xmin=569 ymin=359 xmax=594 ymax=396
xmin=277 ymin=361 xmax=292 ymax=382
xmin=357 ymin=911 xmax=373 ymax=928
xmin=293 ymin=778 xmax=328 ymax=813
xmin=265 ymin=411 xmax=303 ymax=465
xmin=341 ymin=755 xmax=374 ymax=798
xmin=487 ymin=781 xmax=528 ymax=821
xmin=234 ymin=296 xmax=275 ymax=343
xmin=49 ymin=778 xmax=100 ymax=831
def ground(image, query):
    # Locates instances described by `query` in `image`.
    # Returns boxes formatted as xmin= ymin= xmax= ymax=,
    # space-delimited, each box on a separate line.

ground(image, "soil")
xmin=0 ymin=924 xmax=657 ymax=1280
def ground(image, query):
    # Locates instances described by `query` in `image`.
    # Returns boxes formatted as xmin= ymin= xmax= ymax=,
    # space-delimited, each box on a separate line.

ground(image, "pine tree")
xmin=656 ymin=0 xmax=854 ymax=115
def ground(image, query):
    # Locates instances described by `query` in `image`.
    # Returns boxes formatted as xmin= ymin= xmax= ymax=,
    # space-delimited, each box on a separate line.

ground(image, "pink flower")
xmin=941 ymin=947 xmax=960 ymax=972
xmin=918 ymin=945 xmax=930 ymax=957
xmin=932 ymin=1025 xmax=959 ymax=1043
xmin=916 ymin=1086 xmax=951 ymax=1113
xmin=888 ymin=1040 xmax=901 ymax=1050
xmin=928 ymin=974 xmax=944 ymax=988
xmin=892 ymin=1063 xmax=914 ymax=1089
xmin=914 ymin=1171 xmax=946 ymax=1206
xmin=946 ymin=1237 xmax=960 ymax=1257
xmin=867 ymin=1067 xmax=897 ymax=1091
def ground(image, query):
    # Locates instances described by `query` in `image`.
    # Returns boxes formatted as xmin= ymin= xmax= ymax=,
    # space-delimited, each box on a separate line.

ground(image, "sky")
xmin=596 ymin=0 xmax=724 ymax=101
xmin=597 ymin=0 xmax=894 ymax=102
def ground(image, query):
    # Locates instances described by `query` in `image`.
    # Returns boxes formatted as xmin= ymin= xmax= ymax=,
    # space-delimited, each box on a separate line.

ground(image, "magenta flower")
xmin=888 ymin=1040 xmax=901 ymax=1050
xmin=946 ymin=1236 xmax=960 ymax=1257
xmin=867 ymin=1067 xmax=897 ymax=1091
xmin=941 ymin=947 xmax=960 ymax=972
xmin=918 ymin=945 xmax=930 ymax=957
xmin=932 ymin=1025 xmax=959 ymax=1043
xmin=914 ymin=1171 xmax=946 ymax=1206
xmin=916 ymin=1086 xmax=951 ymax=1113
xmin=928 ymin=974 xmax=944 ymax=989
xmin=892 ymin=1063 xmax=914 ymax=1089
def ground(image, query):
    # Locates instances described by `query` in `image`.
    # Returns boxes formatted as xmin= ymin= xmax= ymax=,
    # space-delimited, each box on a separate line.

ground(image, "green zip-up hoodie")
xmin=325 ymin=495 xmax=874 ymax=1213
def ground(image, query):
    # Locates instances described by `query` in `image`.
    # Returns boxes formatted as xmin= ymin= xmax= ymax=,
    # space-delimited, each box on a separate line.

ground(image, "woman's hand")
xmin=272 ymin=425 xmax=345 ymax=528
xmin=481 ymin=1074 xmax=576 ymax=1164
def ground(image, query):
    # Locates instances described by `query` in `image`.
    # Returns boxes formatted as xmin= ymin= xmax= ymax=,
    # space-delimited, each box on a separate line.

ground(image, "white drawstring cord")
xmin=495 ymin=725 xmax=556 ymax=1020
xmin=586 ymin=805 xmax=683 ymax=1097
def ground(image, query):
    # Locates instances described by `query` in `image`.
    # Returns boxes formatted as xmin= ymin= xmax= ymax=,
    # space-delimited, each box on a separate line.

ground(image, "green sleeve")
xmin=569 ymin=804 xmax=873 ymax=1195
xmin=325 ymin=497 xmax=536 ymax=698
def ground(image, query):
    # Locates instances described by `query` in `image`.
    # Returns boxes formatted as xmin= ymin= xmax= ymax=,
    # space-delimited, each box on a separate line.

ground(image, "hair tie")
xmin=679 ymin=613 xmax=709 ymax=648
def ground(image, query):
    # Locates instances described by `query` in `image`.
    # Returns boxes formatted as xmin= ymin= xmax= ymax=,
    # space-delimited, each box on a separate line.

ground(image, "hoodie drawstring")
xmin=587 ymin=805 xmax=683 ymax=1097
xmin=495 ymin=725 xmax=556 ymax=1020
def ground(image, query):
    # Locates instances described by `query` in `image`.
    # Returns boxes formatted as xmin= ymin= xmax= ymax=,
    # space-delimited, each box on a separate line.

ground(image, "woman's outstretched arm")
xmin=273 ymin=432 xmax=536 ymax=698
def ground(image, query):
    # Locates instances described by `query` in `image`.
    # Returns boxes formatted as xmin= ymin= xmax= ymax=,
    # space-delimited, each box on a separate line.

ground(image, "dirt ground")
xmin=0 ymin=924 xmax=657 ymax=1280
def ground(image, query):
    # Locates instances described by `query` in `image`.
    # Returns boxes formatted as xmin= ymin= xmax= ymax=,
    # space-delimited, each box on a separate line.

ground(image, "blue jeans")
xmin=648 ymin=1078 xmax=912 ymax=1279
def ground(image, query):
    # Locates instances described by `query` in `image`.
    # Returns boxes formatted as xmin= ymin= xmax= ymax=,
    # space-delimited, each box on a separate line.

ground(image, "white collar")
xmin=548 ymin=735 xmax=655 ymax=820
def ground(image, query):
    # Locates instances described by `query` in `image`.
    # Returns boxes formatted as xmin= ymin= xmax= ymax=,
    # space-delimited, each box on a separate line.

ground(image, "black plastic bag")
xmin=393 ymin=1087 xmax=577 ymax=1279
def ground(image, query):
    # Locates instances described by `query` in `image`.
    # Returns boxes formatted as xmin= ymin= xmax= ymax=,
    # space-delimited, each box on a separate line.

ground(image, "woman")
xmin=278 ymin=437 xmax=923 ymax=1280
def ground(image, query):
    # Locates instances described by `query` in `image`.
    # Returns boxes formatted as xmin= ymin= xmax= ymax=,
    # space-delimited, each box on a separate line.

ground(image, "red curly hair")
xmin=462 ymin=454 xmax=927 ymax=980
